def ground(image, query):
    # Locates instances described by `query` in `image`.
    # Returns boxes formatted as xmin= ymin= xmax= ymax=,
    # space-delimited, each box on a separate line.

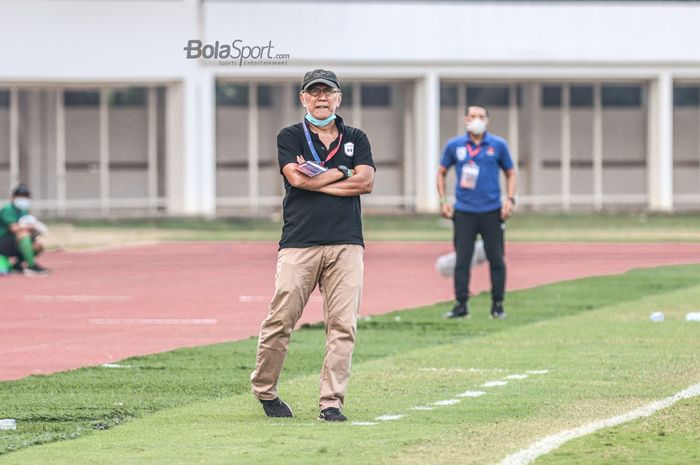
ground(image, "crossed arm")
xmin=282 ymin=161 xmax=375 ymax=197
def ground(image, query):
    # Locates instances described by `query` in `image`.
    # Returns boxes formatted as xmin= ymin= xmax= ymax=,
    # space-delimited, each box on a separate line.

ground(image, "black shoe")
xmin=318 ymin=407 xmax=347 ymax=422
xmin=260 ymin=398 xmax=293 ymax=418
xmin=491 ymin=301 xmax=507 ymax=320
xmin=23 ymin=264 xmax=50 ymax=277
xmin=445 ymin=303 xmax=470 ymax=319
xmin=10 ymin=261 xmax=24 ymax=273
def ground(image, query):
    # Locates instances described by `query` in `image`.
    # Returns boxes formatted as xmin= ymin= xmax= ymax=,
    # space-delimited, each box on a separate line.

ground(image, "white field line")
xmin=434 ymin=399 xmax=461 ymax=406
xmin=419 ymin=367 xmax=509 ymax=373
xmin=458 ymin=391 xmax=487 ymax=398
xmin=352 ymin=422 xmax=378 ymax=426
xmin=496 ymin=382 xmax=700 ymax=465
xmin=361 ymin=369 xmax=548 ymax=427
xmin=88 ymin=318 xmax=218 ymax=326
xmin=526 ymin=370 xmax=549 ymax=375
xmin=101 ymin=363 xmax=132 ymax=369
xmin=26 ymin=295 xmax=131 ymax=303
xmin=375 ymin=414 xmax=404 ymax=421
xmin=483 ymin=381 xmax=508 ymax=387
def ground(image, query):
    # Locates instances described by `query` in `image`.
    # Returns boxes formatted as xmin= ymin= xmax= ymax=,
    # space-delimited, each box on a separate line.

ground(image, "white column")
xmin=561 ymin=84 xmax=572 ymax=211
xmin=526 ymin=84 xmax=542 ymax=207
xmin=55 ymin=88 xmax=66 ymax=216
xmin=147 ymin=87 xmax=158 ymax=212
xmin=647 ymin=73 xmax=674 ymax=211
xmin=182 ymin=72 xmax=216 ymax=216
xmin=166 ymin=83 xmax=185 ymax=214
xmin=248 ymin=82 xmax=259 ymax=213
xmin=9 ymin=88 xmax=19 ymax=189
xmin=403 ymin=82 xmax=415 ymax=210
xmin=351 ymin=82 xmax=362 ymax=129
xmin=415 ymin=72 xmax=440 ymax=212
xmin=508 ymin=83 xmax=520 ymax=175
xmin=456 ymin=83 xmax=466 ymax=135
xmin=99 ymin=88 xmax=110 ymax=216
xmin=592 ymin=82 xmax=603 ymax=211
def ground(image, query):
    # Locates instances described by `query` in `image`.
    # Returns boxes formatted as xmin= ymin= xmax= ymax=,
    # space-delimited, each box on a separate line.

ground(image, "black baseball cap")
xmin=12 ymin=184 xmax=31 ymax=197
xmin=302 ymin=69 xmax=340 ymax=91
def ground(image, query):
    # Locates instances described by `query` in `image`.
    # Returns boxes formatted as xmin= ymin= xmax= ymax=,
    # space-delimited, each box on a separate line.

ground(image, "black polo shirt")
xmin=277 ymin=115 xmax=375 ymax=249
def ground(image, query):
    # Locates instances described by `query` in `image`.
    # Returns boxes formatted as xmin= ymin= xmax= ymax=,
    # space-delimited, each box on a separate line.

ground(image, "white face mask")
xmin=13 ymin=198 xmax=31 ymax=210
xmin=466 ymin=119 xmax=487 ymax=136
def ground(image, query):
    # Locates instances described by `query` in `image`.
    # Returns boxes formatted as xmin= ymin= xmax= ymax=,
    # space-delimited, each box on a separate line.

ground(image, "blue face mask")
xmin=305 ymin=112 xmax=336 ymax=128
xmin=13 ymin=198 xmax=31 ymax=211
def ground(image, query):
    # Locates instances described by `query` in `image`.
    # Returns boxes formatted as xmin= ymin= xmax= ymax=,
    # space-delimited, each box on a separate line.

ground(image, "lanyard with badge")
xmin=460 ymin=143 xmax=481 ymax=189
xmin=302 ymin=121 xmax=343 ymax=167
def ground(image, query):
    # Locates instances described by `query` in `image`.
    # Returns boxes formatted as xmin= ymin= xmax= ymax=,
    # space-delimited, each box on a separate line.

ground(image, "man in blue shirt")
xmin=437 ymin=105 xmax=517 ymax=319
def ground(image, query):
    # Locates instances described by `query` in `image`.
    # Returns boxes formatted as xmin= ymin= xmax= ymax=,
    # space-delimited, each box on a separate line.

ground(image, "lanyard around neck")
xmin=302 ymin=121 xmax=343 ymax=166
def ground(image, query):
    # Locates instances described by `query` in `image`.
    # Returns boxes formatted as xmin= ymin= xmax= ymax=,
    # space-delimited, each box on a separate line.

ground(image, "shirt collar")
xmin=466 ymin=131 xmax=490 ymax=146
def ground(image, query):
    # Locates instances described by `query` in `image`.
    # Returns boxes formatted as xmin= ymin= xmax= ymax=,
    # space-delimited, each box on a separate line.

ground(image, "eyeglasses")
xmin=303 ymin=87 xmax=341 ymax=97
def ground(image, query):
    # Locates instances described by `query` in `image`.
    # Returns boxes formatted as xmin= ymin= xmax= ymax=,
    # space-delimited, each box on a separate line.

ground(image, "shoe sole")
xmin=491 ymin=314 xmax=507 ymax=320
xmin=444 ymin=313 xmax=471 ymax=319
xmin=23 ymin=271 xmax=51 ymax=277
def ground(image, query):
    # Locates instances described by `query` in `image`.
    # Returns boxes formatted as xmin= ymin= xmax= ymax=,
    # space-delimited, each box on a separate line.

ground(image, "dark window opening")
xmin=674 ymin=86 xmax=700 ymax=107
xmin=110 ymin=88 xmax=146 ymax=107
xmin=64 ymin=91 xmax=100 ymax=107
xmin=361 ymin=85 xmax=391 ymax=107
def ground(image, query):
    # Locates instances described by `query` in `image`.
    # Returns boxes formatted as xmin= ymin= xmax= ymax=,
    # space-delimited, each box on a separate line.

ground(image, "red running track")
xmin=2 ymin=241 xmax=700 ymax=381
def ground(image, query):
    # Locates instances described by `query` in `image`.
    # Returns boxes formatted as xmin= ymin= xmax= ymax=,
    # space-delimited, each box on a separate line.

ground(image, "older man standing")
xmin=437 ymin=104 xmax=517 ymax=320
xmin=251 ymin=70 xmax=375 ymax=422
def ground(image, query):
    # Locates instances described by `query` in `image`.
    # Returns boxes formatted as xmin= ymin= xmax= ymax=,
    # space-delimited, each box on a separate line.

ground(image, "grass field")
xmin=1 ymin=264 xmax=699 ymax=464
xmin=42 ymin=212 xmax=700 ymax=250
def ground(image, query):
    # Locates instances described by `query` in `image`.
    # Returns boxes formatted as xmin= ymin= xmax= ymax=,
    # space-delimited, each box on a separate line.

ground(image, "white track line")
xmin=26 ymin=295 xmax=131 ymax=303
xmin=88 ymin=318 xmax=218 ymax=326
xmin=496 ymin=382 xmax=700 ymax=465
xmin=505 ymin=374 xmax=528 ymax=380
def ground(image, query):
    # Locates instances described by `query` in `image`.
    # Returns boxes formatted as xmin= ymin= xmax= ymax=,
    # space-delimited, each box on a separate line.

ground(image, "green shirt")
xmin=0 ymin=203 xmax=28 ymax=238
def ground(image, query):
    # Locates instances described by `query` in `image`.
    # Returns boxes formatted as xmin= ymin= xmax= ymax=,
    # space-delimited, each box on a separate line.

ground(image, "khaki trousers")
xmin=250 ymin=244 xmax=364 ymax=410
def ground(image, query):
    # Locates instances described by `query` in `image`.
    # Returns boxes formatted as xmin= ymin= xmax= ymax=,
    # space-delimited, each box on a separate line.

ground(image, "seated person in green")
xmin=0 ymin=184 xmax=50 ymax=276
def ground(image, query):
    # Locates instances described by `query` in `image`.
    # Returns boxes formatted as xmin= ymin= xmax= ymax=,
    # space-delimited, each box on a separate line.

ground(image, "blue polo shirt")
xmin=440 ymin=132 xmax=514 ymax=213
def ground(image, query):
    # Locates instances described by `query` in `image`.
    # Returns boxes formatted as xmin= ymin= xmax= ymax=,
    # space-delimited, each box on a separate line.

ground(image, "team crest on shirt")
xmin=344 ymin=142 xmax=354 ymax=157
xmin=456 ymin=147 xmax=467 ymax=162
xmin=487 ymin=147 xmax=495 ymax=156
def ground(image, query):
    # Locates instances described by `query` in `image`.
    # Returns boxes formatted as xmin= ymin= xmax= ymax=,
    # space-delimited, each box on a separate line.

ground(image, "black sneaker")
xmin=318 ymin=407 xmax=347 ymax=422
xmin=444 ymin=303 xmax=470 ymax=319
xmin=23 ymin=264 xmax=50 ymax=277
xmin=491 ymin=301 xmax=507 ymax=320
xmin=260 ymin=398 xmax=293 ymax=418
xmin=10 ymin=261 xmax=24 ymax=274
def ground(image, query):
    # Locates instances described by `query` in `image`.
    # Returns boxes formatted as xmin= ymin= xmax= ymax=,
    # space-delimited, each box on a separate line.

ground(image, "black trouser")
xmin=453 ymin=209 xmax=506 ymax=304
xmin=0 ymin=234 xmax=21 ymax=258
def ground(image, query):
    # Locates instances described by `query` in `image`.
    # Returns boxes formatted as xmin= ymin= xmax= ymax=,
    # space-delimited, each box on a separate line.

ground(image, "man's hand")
xmin=441 ymin=202 xmax=454 ymax=219
xmin=501 ymin=198 xmax=514 ymax=220
xmin=282 ymin=158 xmax=344 ymax=191
xmin=316 ymin=165 xmax=374 ymax=197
